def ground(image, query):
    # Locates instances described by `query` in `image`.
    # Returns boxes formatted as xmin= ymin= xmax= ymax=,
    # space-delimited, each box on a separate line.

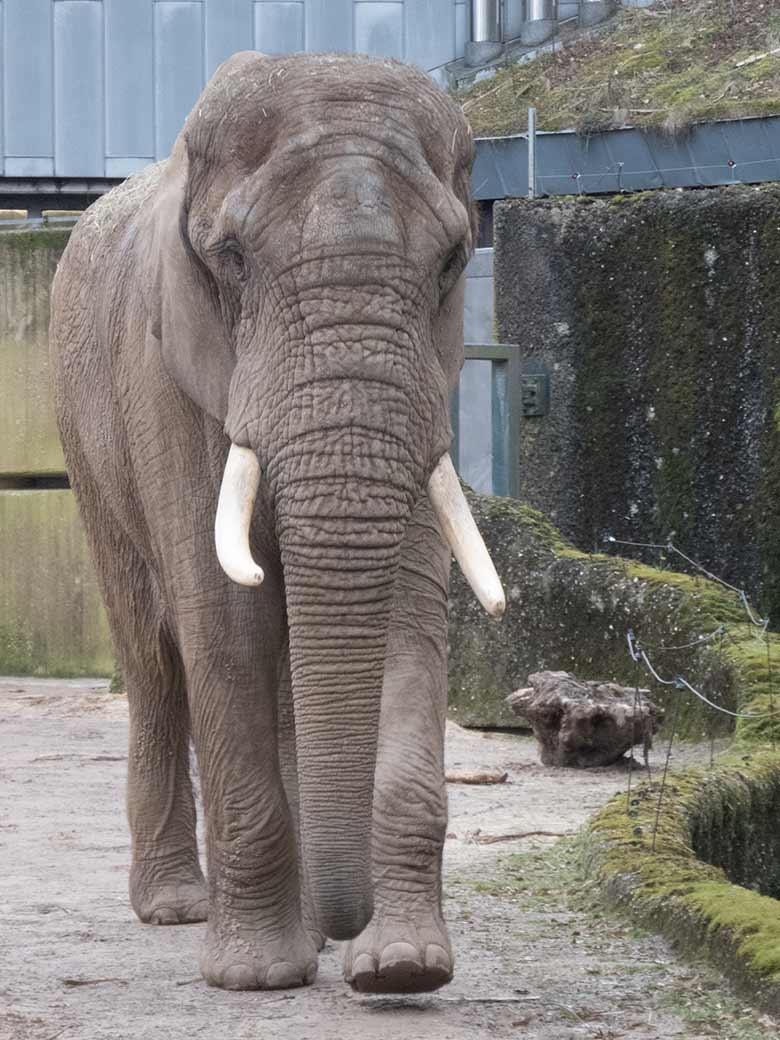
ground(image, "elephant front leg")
xmin=187 ymin=653 xmax=318 ymax=991
xmin=343 ymin=513 xmax=453 ymax=993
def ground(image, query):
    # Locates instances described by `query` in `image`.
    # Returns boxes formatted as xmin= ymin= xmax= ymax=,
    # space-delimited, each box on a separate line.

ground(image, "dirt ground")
xmin=1 ymin=678 xmax=776 ymax=1040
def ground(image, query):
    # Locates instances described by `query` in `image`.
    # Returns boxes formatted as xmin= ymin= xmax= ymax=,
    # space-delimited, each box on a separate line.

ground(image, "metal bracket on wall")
xmin=520 ymin=370 xmax=550 ymax=418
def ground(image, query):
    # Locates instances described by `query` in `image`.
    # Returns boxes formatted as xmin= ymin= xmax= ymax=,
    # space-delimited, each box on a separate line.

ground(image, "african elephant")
xmin=50 ymin=52 xmax=504 ymax=994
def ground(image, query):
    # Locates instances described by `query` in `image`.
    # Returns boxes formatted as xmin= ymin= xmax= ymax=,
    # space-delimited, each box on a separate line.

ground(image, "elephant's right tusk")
xmin=427 ymin=453 xmax=506 ymax=619
xmin=215 ymin=443 xmax=265 ymax=587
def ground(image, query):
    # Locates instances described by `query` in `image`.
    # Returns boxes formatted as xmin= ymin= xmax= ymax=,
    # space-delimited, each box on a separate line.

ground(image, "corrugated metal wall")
xmin=0 ymin=0 xmax=471 ymax=179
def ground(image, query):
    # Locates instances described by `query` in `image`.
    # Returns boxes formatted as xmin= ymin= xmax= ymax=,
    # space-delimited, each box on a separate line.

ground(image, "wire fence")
xmin=605 ymin=534 xmax=778 ymax=851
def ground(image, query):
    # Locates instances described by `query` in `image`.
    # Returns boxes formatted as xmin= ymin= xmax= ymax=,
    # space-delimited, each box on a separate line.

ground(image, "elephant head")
xmin=148 ymin=52 xmax=504 ymax=939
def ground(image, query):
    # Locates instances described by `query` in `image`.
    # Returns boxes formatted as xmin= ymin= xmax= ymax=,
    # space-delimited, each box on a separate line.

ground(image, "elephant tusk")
xmin=427 ymin=453 xmax=506 ymax=620
xmin=215 ymin=444 xmax=265 ymax=587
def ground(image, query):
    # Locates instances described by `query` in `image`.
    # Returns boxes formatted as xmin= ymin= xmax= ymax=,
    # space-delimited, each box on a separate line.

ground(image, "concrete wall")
xmin=495 ymin=185 xmax=780 ymax=624
xmin=0 ymin=228 xmax=112 ymax=675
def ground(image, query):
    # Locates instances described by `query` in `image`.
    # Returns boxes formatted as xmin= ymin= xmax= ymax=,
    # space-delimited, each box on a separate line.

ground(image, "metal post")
xmin=465 ymin=0 xmax=503 ymax=66
xmin=521 ymin=0 xmax=556 ymax=46
xmin=527 ymin=107 xmax=537 ymax=200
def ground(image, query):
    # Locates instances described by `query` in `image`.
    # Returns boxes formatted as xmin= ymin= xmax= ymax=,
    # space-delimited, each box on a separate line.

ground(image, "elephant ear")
xmin=146 ymin=136 xmax=235 ymax=423
xmin=433 ymin=272 xmax=466 ymax=395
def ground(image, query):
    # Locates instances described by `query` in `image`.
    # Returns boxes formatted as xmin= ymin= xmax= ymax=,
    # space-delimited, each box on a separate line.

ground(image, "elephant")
xmin=49 ymin=51 xmax=504 ymax=994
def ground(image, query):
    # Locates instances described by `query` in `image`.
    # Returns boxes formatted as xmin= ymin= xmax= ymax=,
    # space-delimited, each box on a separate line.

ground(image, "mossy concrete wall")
xmin=0 ymin=228 xmax=113 ymax=676
xmin=0 ymin=229 xmax=69 ymax=476
xmin=494 ymin=185 xmax=780 ymax=624
xmin=0 ymin=491 xmax=113 ymax=676
xmin=585 ymin=752 xmax=780 ymax=1014
xmin=447 ymin=491 xmax=771 ymax=735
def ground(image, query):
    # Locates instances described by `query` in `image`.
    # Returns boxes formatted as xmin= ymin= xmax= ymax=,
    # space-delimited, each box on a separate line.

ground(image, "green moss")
xmin=584 ymin=753 xmax=780 ymax=1013
xmin=450 ymin=489 xmax=780 ymax=735
xmin=0 ymin=227 xmax=71 ymax=255
xmin=459 ymin=0 xmax=780 ymax=136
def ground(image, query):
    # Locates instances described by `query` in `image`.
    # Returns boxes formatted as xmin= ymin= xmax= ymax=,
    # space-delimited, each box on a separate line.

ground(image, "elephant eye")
xmin=439 ymin=243 xmax=466 ymax=297
xmin=220 ymin=241 xmax=247 ymax=282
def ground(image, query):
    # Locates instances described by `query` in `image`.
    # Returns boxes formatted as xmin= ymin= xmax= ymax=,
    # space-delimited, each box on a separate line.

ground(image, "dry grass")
xmin=459 ymin=0 xmax=780 ymax=136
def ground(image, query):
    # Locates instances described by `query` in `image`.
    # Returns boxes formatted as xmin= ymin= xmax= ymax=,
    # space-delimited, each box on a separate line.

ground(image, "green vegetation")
xmin=450 ymin=490 xmax=780 ymax=735
xmin=584 ymin=749 xmax=780 ymax=1012
xmin=460 ymin=0 xmax=780 ymax=136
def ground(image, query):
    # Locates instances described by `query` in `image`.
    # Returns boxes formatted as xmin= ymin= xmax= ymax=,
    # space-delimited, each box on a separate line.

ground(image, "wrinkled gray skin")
xmin=50 ymin=52 xmax=476 ymax=994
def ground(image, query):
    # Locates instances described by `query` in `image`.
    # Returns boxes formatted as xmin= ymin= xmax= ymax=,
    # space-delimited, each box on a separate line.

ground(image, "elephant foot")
xmin=200 ymin=921 xmax=318 ymax=991
xmin=342 ymin=911 xmax=453 ymax=994
xmin=307 ymin=926 xmax=327 ymax=952
xmin=130 ymin=859 xmax=209 ymax=925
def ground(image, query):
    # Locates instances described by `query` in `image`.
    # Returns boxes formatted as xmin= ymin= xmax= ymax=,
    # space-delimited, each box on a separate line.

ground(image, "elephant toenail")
xmin=222 ymin=963 xmax=260 ymax=990
xmin=350 ymin=953 xmax=377 ymax=980
xmin=378 ymin=942 xmax=422 ymax=974
xmin=265 ymin=961 xmax=304 ymax=989
xmin=424 ymin=944 xmax=452 ymax=973
xmin=149 ymin=906 xmax=178 ymax=925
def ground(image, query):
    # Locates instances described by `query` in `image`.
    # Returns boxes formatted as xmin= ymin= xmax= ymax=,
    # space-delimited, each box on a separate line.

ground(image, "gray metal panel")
xmin=685 ymin=121 xmax=735 ymax=187
xmin=0 ymin=2 xmax=3 ymax=175
xmin=155 ymin=2 xmax=205 ymax=160
xmin=472 ymin=136 xmax=528 ymax=199
xmin=105 ymin=157 xmax=154 ymax=178
xmin=105 ymin=0 xmax=155 ymax=161
xmin=4 ymin=157 xmax=55 ymax=177
xmin=464 ymin=269 xmax=494 ymax=343
xmin=458 ymin=359 xmax=493 ymax=493
xmin=634 ymin=129 xmax=696 ymax=189
xmin=472 ymin=116 xmax=780 ymax=200
xmin=600 ymin=128 xmax=664 ymax=192
xmin=722 ymin=118 xmax=780 ymax=185
xmin=406 ymin=0 xmax=455 ymax=70
xmin=3 ymin=0 xmax=53 ymax=161
xmin=465 ymin=246 xmax=494 ymax=279
xmin=206 ymin=0 xmax=254 ymax=76
xmin=353 ymin=2 xmax=404 ymax=59
xmin=455 ymin=0 xmax=469 ymax=56
xmin=54 ymin=2 xmax=104 ymax=177
xmin=254 ymin=1 xmax=304 ymax=54
xmin=306 ymin=0 xmax=352 ymax=52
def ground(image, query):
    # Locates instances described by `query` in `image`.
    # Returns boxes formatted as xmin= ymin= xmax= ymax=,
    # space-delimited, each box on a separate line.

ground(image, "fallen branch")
xmin=62 ymin=977 xmax=128 ymax=988
xmin=445 ymin=770 xmax=508 ymax=785
xmin=471 ymin=830 xmax=573 ymax=845
xmin=735 ymin=48 xmax=780 ymax=69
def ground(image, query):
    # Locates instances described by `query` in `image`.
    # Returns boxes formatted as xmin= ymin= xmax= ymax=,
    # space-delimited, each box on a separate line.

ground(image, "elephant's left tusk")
xmin=215 ymin=444 xmax=265 ymax=587
xmin=427 ymin=453 xmax=506 ymax=619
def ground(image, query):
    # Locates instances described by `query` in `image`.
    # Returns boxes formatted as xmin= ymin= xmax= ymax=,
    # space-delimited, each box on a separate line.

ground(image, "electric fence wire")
xmin=604 ymin=539 xmax=779 ymax=845
xmin=606 ymin=535 xmax=770 ymax=633
xmin=627 ymin=631 xmax=780 ymax=720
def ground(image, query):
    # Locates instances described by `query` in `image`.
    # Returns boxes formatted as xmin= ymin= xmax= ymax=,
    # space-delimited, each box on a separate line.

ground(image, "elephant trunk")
xmin=273 ymin=433 xmax=414 ymax=939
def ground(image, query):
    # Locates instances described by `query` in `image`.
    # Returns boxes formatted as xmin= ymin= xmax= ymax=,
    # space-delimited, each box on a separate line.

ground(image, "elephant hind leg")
xmin=125 ymin=620 xmax=207 ymax=926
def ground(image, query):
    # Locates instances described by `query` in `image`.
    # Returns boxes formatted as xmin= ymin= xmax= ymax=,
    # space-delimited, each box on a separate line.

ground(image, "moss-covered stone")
xmin=0 ymin=228 xmax=70 ymax=476
xmin=583 ymin=751 xmax=780 ymax=1014
xmin=447 ymin=490 xmax=779 ymax=733
xmin=495 ymin=184 xmax=780 ymax=627
xmin=0 ymin=490 xmax=113 ymax=676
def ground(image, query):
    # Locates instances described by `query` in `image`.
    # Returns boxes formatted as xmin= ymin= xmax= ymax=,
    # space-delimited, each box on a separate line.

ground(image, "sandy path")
xmin=0 ymin=679 xmax=773 ymax=1040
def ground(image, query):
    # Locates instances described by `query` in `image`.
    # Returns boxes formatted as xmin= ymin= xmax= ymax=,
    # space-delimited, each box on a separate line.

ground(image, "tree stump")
xmin=506 ymin=671 xmax=663 ymax=768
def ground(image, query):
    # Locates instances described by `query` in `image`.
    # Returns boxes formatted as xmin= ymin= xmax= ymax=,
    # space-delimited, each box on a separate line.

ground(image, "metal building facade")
xmin=0 ymin=0 xmax=472 ymax=179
